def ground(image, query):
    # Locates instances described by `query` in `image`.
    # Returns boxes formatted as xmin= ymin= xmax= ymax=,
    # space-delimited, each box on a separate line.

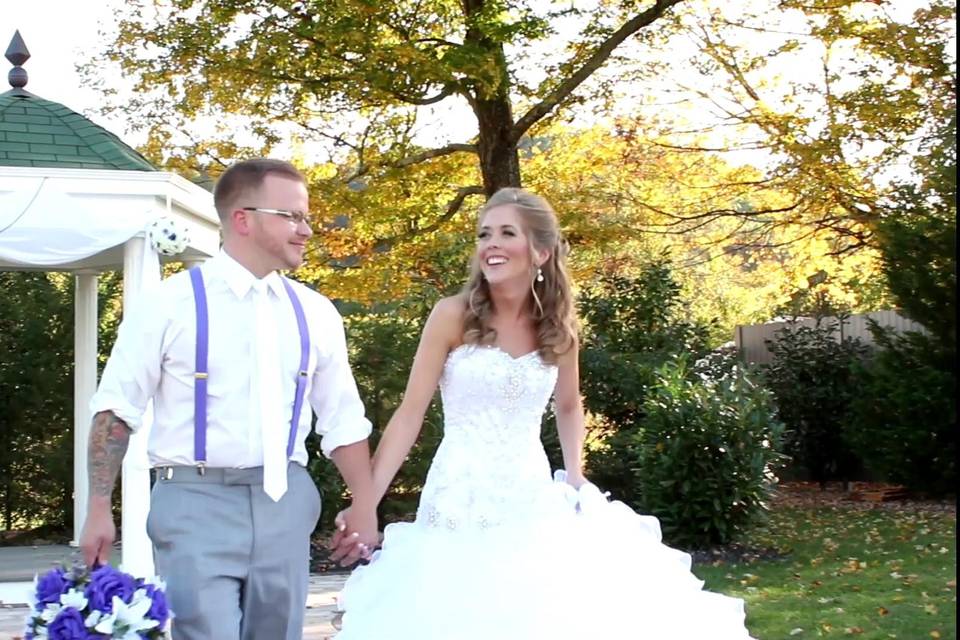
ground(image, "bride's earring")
xmin=536 ymin=267 xmax=544 ymax=283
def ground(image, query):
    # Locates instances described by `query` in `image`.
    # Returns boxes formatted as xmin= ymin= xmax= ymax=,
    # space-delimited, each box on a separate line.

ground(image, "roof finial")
xmin=6 ymin=30 xmax=30 ymax=92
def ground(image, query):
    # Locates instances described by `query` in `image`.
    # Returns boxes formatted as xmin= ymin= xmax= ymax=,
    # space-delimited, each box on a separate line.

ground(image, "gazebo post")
xmin=72 ymin=270 xmax=99 ymax=546
xmin=120 ymin=236 xmax=157 ymax=576
xmin=2 ymin=31 xmax=219 ymax=598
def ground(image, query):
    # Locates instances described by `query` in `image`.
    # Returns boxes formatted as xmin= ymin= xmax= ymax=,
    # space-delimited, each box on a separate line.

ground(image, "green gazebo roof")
xmin=0 ymin=31 xmax=155 ymax=171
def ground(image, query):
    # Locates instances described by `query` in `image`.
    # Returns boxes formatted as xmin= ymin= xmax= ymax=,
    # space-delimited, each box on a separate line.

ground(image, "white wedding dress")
xmin=335 ymin=344 xmax=756 ymax=639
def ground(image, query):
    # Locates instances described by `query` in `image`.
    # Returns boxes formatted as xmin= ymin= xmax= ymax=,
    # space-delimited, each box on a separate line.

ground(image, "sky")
xmin=5 ymin=2 xmax=130 ymax=137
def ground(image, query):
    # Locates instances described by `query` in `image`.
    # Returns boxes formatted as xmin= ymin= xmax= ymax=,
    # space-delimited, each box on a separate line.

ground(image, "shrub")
xmin=579 ymin=260 xmax=713 ymax=499
xmin=633 ymin=353 xmax=786 ymax=548
xmin=847 ymin=324 xmax=956 ymax=495
xmin=761 ymin=318 xmax=870 ymax=485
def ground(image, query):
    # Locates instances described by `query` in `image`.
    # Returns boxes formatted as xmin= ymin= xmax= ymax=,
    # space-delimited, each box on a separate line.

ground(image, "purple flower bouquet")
xmin=24 ymin=563 xmax=170 ymax=640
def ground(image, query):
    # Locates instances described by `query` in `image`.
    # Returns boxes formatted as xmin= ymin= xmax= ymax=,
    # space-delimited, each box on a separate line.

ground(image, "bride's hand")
xmin=329 ymin=505 xmax=380 ymax=566
xmin=565 ymin=471 xmax=588 ymax=489
xmin=330 ymin=507 xmax=372 ymax=548
xmin=328 ymin=508 xmax=349 ymax=550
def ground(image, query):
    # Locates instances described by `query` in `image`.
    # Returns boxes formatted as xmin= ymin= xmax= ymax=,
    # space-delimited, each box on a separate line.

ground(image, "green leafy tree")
xmin=636 ymin=0 xmax=956 ymax=255
xmin=871 ymin=114 xmax=956 ymax=349
xmin=0 ymin=271 xmax=123 ymax=538
xmin=92 ymin=0 xmax=686 ymax=198
xmin=843 ymin=110 xmax=955 ymax=497
xmin=84 ymin=0 xmax=932 ymax=319
xmin=579 ymin=257 xmax=713 ymax=499
xmin=0 ymin=273 xmax=75 ymax=534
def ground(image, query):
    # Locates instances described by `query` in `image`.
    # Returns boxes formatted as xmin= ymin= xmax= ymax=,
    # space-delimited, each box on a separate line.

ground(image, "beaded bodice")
xmin=415 ymin=344 xmax=559 ymax=532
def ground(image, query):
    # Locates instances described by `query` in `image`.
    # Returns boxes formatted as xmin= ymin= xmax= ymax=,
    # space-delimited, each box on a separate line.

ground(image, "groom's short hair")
xmin=213 ymin=158 xmax=306 ymax=222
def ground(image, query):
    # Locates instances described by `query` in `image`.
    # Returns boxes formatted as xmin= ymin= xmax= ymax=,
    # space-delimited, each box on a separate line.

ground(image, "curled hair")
xmin=461 ymin=188 xmax=577 ymax=364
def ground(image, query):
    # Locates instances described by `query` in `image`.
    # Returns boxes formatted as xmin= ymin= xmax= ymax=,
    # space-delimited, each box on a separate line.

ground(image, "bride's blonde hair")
xmin=461 ymin=188 xmax=577 ymax=364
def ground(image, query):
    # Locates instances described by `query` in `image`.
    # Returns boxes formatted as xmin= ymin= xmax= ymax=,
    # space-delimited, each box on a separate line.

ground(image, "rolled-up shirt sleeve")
xmin=89 ymin=294 xmax=167 ymax=432
xmin=309 ymin=302 xmax=372 ymax=458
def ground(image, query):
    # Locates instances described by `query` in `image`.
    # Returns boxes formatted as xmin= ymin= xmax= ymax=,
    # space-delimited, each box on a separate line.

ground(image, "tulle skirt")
xmin=335 ymin=473 xmax=756 ymax=639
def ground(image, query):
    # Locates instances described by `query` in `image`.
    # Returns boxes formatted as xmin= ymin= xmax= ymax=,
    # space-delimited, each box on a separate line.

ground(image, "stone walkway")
xmin=0 ymin=574 xmax=348 ymax=640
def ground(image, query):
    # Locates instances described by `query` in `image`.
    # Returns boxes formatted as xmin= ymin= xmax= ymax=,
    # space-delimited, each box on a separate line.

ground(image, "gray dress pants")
xmin=146 ymin=463 xmax=322 ymax=640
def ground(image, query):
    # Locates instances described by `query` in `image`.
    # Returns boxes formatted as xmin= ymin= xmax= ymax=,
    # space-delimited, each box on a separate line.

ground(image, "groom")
xmin=79 ymin=158 xmax=378 ymax=640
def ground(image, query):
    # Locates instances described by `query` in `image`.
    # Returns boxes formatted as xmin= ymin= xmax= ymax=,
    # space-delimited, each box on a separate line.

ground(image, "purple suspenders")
xmin=281 ymin=278 xmax=310 ymax=458
xmin=188 ymin=268 xmax=210 ymax=470
xmin=188 ymin=267 xmax=311 ymax=472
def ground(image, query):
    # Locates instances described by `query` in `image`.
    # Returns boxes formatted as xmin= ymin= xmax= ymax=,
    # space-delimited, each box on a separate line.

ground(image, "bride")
xmin=329 ymin=188 xmax=756 ymax=639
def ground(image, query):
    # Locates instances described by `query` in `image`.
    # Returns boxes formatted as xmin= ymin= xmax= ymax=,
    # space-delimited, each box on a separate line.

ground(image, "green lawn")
xmin=693 ymin=497 xmax=956 ymax=639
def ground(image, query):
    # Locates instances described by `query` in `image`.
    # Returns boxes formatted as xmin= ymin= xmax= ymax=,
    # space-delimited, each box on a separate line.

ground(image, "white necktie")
xmin=252 ymin=280 xmax=287 ymax=501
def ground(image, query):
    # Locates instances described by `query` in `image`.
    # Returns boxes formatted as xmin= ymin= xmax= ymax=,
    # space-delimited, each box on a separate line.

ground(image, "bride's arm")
xmin=369 ymin=296 xmax=463 ymax=503
xmin=554 ymin=340 xmax=587 ymax=487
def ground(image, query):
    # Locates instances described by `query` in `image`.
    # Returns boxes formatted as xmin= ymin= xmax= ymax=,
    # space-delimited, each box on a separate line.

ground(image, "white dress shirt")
xmin=90 ymin=250 xmax=372 ymax=467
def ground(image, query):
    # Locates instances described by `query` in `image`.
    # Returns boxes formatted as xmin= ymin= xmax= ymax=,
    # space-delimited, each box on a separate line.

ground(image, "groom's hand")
xmin=329 ymin=505 xmax=379 ymax=566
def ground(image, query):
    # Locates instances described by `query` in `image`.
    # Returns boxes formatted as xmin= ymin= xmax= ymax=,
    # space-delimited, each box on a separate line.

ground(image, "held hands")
xmin=328 ymin=504 xmax=380 ymax=567
xmin=564 ymin=471 xmax=588 ymax=489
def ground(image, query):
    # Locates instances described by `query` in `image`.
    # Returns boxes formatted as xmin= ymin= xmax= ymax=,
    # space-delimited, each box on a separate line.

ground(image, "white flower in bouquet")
xmin=93 ymin=594 xmax=160 ymax=639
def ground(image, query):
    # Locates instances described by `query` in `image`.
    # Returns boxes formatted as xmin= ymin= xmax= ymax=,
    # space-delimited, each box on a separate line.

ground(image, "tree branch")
xmin=395 ymin=143 xmax=479 ymax=167
xmin=512 ymin=0 xmax=686 ymax=140
xmin=649 ymin=140 xmax=771 ymax=153
xmin=343 ymin=142 xmax=478 ymax=184
xmin=373 ymin=185 xmax=485 ymax=251
xmin=627 ymin=198 xmax=803 ymax=232
xmin=391 ymin=84 xmax=459 ymax=106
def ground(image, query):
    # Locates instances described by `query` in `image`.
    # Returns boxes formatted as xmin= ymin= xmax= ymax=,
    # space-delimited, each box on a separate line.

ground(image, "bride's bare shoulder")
xmin=428 ymin=295 xmax=468 ymax=349
xmin=432 ymin=294 xmax=468 ymax=321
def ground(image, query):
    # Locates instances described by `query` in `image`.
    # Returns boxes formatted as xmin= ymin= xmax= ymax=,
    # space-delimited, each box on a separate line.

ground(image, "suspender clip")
xmin=196 ymin=462 xmax=206 ymax=476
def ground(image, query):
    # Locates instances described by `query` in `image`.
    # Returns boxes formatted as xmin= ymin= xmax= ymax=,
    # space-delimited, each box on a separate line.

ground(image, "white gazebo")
xmin=0 ymin=32 xmax=219 ymax=584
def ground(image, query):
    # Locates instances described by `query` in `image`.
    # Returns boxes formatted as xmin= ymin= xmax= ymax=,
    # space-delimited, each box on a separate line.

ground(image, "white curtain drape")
xmin=0 ymin=176 xmax=153 ymax=266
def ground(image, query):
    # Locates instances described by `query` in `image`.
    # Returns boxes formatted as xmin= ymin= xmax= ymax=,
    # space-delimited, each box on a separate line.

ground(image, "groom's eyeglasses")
xmin=241 ymin=207 xmax=313 ymax=227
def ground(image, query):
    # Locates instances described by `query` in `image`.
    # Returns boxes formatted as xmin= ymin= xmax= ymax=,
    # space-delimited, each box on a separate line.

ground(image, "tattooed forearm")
xmin=88 ymin=411 xmax=132 ymax=499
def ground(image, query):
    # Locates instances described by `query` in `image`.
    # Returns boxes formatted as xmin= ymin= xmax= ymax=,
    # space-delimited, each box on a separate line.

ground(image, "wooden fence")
xmin=734 ymin=310 xmax=927 ymax=365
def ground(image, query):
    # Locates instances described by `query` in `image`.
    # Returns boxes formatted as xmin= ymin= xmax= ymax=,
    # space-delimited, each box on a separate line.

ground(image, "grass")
xmin=692 ymin=492 xmax=957 ymax=639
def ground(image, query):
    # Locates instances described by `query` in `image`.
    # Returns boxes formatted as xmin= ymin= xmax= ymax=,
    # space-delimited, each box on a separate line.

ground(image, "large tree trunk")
xmin=463 ymin=0 xmax=522 ymax=196
xmin=474 ymin=96 xmax=522 ymax=195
